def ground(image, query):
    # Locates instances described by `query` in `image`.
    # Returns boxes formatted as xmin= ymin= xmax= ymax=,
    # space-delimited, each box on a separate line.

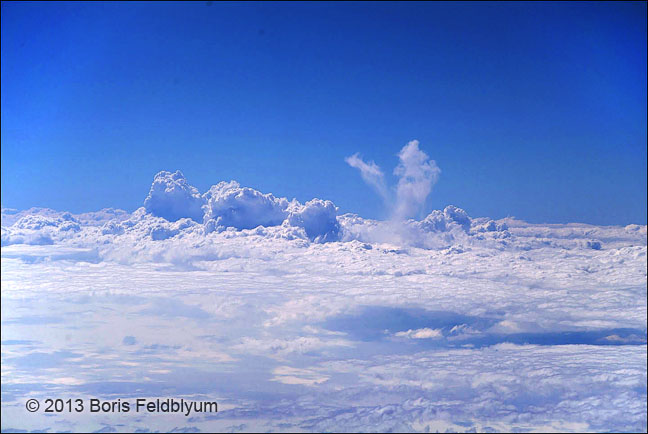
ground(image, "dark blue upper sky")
xmin=2 ymin=1 xmax=646 ymax=225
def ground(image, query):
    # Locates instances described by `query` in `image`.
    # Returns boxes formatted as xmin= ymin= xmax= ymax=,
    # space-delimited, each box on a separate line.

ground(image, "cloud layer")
xmin=1 ymin=154 xmax=646 ymax=433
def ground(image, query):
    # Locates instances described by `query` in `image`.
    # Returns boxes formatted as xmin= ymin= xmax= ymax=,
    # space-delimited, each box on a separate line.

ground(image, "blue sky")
xmin=1 ymin=1 xmax=646 ymax=225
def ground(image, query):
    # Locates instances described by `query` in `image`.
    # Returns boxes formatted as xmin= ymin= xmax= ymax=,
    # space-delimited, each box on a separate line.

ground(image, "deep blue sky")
xmin=2 ymin=1 xmax=646 ymax=225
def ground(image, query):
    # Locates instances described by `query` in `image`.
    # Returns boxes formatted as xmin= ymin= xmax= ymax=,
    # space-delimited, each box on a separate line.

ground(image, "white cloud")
xmin=202 ymin=180 xmax=290 ymax=232
xmin=271 ymin=366 xmax=330 ymax=386
xmin=394 ymin=327 xmax=443 ymax=339
xmin=346 ymin=140 xmax=441 ymax=221
xmin=143 ymin=170 xmax=205 ymax=222
xmin=287 ymin=199 xmax=340 ymax=242
xmin=345 ymin=153 xmax=390 ymax=203
xmin=393 ymin=140 xmax=441 ymax=220
xmin=1 ymin=157 xmax=646 ymax=432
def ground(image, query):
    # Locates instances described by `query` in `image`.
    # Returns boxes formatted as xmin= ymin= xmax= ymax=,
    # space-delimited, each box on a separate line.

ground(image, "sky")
xmin=1 ymin=1 xmax=646 ymax=225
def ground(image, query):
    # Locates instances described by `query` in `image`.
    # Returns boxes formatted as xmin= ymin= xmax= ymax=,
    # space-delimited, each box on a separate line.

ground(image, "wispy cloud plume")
xmin=344 ymin=153 xmax=390 ymax=204
xmin=346 ymin=140 xmax=441 ymax=220
xmin=393 ymin=140 xmax=441 ymax=220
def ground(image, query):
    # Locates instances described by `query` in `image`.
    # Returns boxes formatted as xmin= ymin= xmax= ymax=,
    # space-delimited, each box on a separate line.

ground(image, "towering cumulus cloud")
xmin=346 ymin=140 xmax=441 ymax=220
xmin=200 ymin=182 xmax=341 ymax=242
xmin=144 ymin=170 xmax=205 ymax=222
xmin=287 ymin=199 xmax=341 ymax=243
xmin=1 ymin=142 xmax=496 ymax=249
xmin=2 ymin=145 xmax=646 ymax=434
xmin=141 ymin=173 xmax=344 ymax=241
xmin=202 ymin=181 xmax=290 ymax=232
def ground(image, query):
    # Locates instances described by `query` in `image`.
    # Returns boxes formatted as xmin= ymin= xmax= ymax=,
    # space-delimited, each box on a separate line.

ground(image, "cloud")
xmin=137 ymin=175 xmax=342 ymax=241
xmin=101 ymin=220 xmax=125 ymax=235
xmin=143 ymin=170 xmax=205 ymax=222
xmin=287 ymin=199 xmax=341 ymax=243
xmin=234 ymin=336 xmax=353 ymax=357
xmin=1 ymin=214 xmax=80 ymax=246
xmin=149 ymin=218 xmax=197 ymax=241
xmin=345 ymin=153 xmax=390 ymax=203
xmin=346 ymin=140 xmax=441 ymax=220
xmin=393 ymin=140 xmax=441 ymax=220
xmin=202 ymin=181 xmax=291 ymax=232
xmin=271 ymin=366 xmax=329 ymax=385
xmin=1 ymin=157 xmax=646 ymax=433
xmin=1 ymin=168 xmax=645 ymax=260
xmin=2 ymin=193 xmax=646 ymax=432
xmin=394 ymin=328 xmax=443 ymax=339
xmin=337 ymin=205 xmax=474 ymax=248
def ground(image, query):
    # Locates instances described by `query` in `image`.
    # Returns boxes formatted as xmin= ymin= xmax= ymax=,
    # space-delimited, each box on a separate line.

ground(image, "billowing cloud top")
xmin=1 ymin=165 xmax=646 ymax=265
xmin=203 ymin=180 xmax=290 ymax=232
xmin=287 ymin=199 xmax=341 ymax=243
xmin=144 ymin=170 xmax=205 ymax=222
xmin=2 ymin=166 xmax=646 ymax=434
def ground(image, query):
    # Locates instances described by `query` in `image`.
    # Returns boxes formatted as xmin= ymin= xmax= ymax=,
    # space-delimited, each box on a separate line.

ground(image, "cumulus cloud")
xmin=287 ymin=199 xmax=341 ymax=243
xmin=200 ymin=181 xmax=341 ymax=241
xmin=415 ymin=206 xmax=471 ymax=234
xmin=1 ymin=213 xmax=81 ymax=246
xmin=337 ymin=205 xmax=474 ymax=249
xmin=100 ymin=220 xmax=125 ymax=236
xmin=2 ymin=158 xmax=647 ymax=433
xmin=143 ymin=170 xmax=205 ymax=222
xmin=149 ymin=218 xmax=197 ymax=241
xmin=2 ymin=216 xmax=645 ymax=431
xmin=12 ymin=213 xmax=79 ymax=231
xmin=202 ymin=181 xmax=290 ymax=232
xmin=3 ymin=169 xmax=644 ymax=258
